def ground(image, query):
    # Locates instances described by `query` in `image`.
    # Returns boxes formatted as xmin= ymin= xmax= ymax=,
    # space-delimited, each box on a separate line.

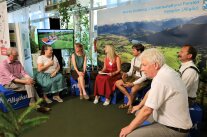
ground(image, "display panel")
xmin=37 ymin=29 xmax=74 ymax=49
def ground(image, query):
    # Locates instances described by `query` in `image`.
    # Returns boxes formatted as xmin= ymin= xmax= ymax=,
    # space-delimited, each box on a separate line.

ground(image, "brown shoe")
xmin=118 ymin=104 xmax=129 ymax=109
xmin=127 ymin=105 xmax=133 ymax=114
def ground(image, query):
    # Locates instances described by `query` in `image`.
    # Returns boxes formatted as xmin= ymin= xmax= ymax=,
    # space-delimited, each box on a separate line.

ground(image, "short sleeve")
xmin=37 ymin=56 xmax=43 ymax=64
xmin=145 ymin=81 xmax=168 ymax=110
xmin=53 ymin=56 xmax=59 ymax=64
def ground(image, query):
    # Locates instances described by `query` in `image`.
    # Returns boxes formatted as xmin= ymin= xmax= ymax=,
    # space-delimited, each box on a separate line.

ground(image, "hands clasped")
xmin=25 ymin=78 xmax=35 ymax=85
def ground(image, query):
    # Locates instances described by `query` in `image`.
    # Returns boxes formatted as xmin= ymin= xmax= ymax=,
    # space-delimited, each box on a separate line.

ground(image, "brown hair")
xmin=183 ymin=44 xmax=197 ymax=60
xmin=40 ymin=45 xmax=52 ymax=55
xmin=132 ymin=43 xmax=145 ymax=53
xmin=75 ymin=43 xmax=84 ymax=55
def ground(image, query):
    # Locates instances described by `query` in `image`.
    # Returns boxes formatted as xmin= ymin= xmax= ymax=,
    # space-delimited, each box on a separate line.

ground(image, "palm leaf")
xmin=20 ymin=116 xmax=49 ymax=132
xmin=0 ymin=123 xmax=16 ymax=135
xmin=0 ymin=95 xmax=49 ymax=136
xmin=4 ymin=132 xmax=16 ymax=137
xmin=0 ymin=110 xmax=14 ymax=128
xmin=18 ymin=98 xmax=43 ymax=123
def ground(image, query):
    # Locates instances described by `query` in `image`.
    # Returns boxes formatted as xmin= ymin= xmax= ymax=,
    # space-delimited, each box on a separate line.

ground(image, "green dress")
xmin=71 ymin=53 xmax=87 ymax=80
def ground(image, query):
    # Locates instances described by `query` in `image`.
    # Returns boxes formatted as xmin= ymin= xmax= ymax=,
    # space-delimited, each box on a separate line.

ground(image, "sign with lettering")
xmin=97 ymin=0 xmax=207 ymax=71
xmin=0 ymin=47 xmax=7 ymax=55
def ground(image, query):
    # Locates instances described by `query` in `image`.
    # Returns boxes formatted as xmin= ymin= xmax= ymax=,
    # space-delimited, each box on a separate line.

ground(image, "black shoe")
xmin=36 ymin=106 xmax=51 ymax=113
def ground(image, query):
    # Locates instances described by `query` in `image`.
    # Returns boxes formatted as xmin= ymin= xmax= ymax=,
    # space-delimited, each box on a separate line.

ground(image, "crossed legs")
xmin=78 ymin=75 xmax=89 ymax=100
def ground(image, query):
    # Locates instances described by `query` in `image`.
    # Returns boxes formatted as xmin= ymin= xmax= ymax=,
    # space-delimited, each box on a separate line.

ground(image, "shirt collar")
xmin=181 ymin=60 xmax=193 ymax=66
xmin=6 ymin=58 xmax=17 ymax=64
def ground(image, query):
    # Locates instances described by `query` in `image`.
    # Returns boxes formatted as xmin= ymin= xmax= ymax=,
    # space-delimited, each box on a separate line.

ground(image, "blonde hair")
xmin=106 ymin=45 xmax=116 ymax=60
xmin=140 ymin=48 xmax=165 ymax=67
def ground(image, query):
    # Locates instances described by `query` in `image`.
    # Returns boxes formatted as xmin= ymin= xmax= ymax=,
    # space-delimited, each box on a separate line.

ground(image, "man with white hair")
xmin=119 ymin=48 xmax=192 ymax=137
xmin=0 ymin=47 xmax=50 ymax=112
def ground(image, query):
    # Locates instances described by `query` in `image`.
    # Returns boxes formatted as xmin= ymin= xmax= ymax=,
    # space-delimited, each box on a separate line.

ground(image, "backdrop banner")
xmin=97 ymin=0 xmax=207 ymax=71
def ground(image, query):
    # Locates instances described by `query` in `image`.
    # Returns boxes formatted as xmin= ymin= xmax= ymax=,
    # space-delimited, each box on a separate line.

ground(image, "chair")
xmin=0 ymin=84 xmax=30 ymax=112
xmin=189 ymin=104 xmax=203 ymax=137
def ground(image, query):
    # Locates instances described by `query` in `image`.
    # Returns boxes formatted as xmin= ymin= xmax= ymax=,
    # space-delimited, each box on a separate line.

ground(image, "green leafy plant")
xmin=30 ymin=38 xmax=39 ymax=54
xmin=58 ymin=2 xmax=89 ymax=45
xmin=200 ymin=68 xmax=207 ymax=82
xmin=0 ymin=94 xmax=49 ymax=137
xmin=58 ymin=2 xmax=94 ymax=69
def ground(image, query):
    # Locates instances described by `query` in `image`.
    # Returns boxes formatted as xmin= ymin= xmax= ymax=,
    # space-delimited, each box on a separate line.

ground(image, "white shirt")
xmin=145 ymin=64 xmax=192 ymax=129
xmin=37 ymin=55 xmax=59 ymax=74
xmin=127 ymin=56 xmax=147 ymax=85
xmin=179 ymin=61 xmax=199 ymax=98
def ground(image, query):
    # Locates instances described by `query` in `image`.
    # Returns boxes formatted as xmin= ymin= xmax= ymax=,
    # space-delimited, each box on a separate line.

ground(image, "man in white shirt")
xmin=178 ymin=44 xmax=199 ymax=106
xmin=115 ymin=44 xmax=147 ymax=114
xmin=119 ymin=48 xmax=192 ymax=137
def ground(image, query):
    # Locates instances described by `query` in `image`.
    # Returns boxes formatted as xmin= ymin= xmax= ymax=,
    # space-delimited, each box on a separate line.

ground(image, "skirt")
xmin=36 ymin=72 xmax=67 ymax=94
xmin=94 ymin=73 xmax=121 ymax=99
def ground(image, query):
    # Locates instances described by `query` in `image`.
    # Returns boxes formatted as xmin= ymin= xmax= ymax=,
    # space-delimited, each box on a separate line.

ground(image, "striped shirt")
xmin=0 ymin=58 xmax=28 ymax=85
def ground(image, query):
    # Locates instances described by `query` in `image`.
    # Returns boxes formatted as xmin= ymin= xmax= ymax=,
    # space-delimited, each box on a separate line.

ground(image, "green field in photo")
xmin=38 ymin=32 xmax=73 ymax=49
xmin=97 ymin=34 xmax=181 ymax=70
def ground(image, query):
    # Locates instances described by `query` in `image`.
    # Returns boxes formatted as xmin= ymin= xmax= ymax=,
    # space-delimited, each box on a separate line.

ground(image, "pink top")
xmin=0 ymin=58 xmax=28 ymax=85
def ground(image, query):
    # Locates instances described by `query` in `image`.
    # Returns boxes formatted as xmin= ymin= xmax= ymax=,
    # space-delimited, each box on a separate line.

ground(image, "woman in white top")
xmin=36 ymin=45 xmax=67 ymax=103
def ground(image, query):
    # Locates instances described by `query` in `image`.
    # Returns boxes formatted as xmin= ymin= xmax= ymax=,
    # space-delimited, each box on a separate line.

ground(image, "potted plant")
xmin=0 ymin=94 xmax=49 ymax=137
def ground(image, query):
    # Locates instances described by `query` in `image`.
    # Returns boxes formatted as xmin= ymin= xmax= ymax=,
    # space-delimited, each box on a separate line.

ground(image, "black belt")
xmin=165 ymin=126 xmax=189 ymax=133
xmin=188 ymin=97 xmax=196 ymax=100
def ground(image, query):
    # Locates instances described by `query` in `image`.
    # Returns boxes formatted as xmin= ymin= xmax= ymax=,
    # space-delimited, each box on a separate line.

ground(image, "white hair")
xmin=140 ymin=48 xmax=165 ymax=67
xmin=6 ymin=47 xmax=18 ymax=56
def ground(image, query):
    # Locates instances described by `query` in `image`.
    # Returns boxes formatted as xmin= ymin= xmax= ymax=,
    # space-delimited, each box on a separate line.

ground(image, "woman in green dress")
xmin=71 ymin=43 xmax=89 ymax=100
xmin=36 ymin=45 xmax=67 ymax=103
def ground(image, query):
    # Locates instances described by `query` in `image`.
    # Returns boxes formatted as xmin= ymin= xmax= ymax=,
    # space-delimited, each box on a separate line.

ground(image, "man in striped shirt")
xmin=0 ymin=47 xmax=39 ymax=107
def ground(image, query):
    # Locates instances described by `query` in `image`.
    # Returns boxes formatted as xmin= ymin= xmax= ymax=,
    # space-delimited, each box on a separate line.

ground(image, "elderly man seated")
xmin=120 ymin=48 xmax=192 ymax=137
xmin=0 ymin=47 xmax=50 ymax=112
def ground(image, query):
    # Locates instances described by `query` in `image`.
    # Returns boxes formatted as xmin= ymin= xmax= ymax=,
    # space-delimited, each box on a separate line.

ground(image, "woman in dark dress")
xmin=71 ymin=43 xmax=89 ymax=100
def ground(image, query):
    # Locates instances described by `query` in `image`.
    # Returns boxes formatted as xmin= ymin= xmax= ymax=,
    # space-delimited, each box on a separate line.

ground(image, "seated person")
xmin=178 ymin=44 xmax=199 ymax=107
xmin=115 ymin=44 xmax=147 ymax=114
xmin=0 ymin=47 xmax=50 ymax=112
xmin=71 ymin=43 xmax=89 ymax=100
xmin=93 ymin=45 xmax=121 ymax=106
xmin=36 ymin=45 xmax=67 ymax=103
xmin=119 ymin=48 xmax=192 ymax=137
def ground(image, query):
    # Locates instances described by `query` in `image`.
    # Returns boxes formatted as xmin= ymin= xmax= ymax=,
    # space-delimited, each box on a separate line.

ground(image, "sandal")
xmin=127 ymin=105 xmax=133 ymax=114
xmin=118 ymin=104 xmax=129 ymax=109
xmin=83 ymin=95 xmax=89 ymax=100
xmin=80 ymin=95 xmax=83 ymax=100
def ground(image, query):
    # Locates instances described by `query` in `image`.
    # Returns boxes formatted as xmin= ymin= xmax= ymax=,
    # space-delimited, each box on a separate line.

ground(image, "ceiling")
xmin=6 ymin=0 xmax=44 ymax=12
